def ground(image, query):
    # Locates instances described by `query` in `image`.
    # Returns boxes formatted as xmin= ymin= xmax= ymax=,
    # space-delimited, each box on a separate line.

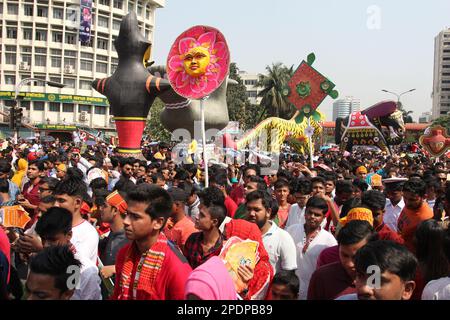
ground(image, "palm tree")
xmin=397 ymin=101 xmax=414 ymax=123
xmin=256 ymin=63 xmax=294 ymax=121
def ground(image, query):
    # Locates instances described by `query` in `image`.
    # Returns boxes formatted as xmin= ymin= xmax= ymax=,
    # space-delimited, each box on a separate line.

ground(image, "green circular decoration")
xmin=302 ymin=105 xmax=311 ymax=114
xmin=320 ymin=80 xmax=331 ymax=92
xmin=296 ymin=81 xmax=311 ymax=98
xmin=282 ymin=87 xmax=291 ymax=97
xmin=48 ymin=94 xmax=56 ymax=101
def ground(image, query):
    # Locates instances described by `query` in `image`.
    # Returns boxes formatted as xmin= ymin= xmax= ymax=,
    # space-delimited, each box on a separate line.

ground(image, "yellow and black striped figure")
xmin=91 ymin=12 xmax=171 ymax=158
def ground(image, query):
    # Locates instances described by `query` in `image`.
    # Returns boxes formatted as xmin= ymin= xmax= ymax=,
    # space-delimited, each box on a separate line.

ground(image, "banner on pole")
xmin=79 ymin=0 xmax=92 ymax=44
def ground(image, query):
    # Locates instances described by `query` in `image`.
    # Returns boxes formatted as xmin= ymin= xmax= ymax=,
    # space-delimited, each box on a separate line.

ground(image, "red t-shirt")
xmin=224 ymin=196 xmax=238 ymax=218
xmin=308 ymin=261 xmax=356 ymax=300
xmin=230 ymin=185 xmax=245 ymax=206
xmin=22 ymin=180 xmax=41 ymax=229
xmin=164 ymin=216 xmax=198 ymax=249
xmin=376 ymin=223 xmax=405 ymax=245
xmin=316 ymin=245 xmax=339 ymax=269
xmin=112 ymin=240 xmax=192 ymax=300
xmin=0 ymin=228 xmax=10 ymax=283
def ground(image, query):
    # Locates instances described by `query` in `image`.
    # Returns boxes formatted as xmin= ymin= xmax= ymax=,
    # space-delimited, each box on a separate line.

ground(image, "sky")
xmin=152 ymin=0 xmax=450 ymax=121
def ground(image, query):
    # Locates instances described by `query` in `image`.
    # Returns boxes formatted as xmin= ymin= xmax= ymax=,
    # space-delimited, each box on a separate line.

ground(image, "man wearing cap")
xmin=383 ymin=178 xmax=407 ymax=232
xmin=355 ymin=166 xmax=368 ymax=184
xmin=97 ymin=191 xmax=130 ymax=283
xmin=163 ymin=187 xmax=197 ymax=251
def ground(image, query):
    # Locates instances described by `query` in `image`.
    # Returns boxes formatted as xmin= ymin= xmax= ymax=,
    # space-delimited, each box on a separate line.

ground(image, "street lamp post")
xmin=381 ymin=88 xmax=416 ymax=110
xmin=13 ymin=78 xmax=65 ymax=143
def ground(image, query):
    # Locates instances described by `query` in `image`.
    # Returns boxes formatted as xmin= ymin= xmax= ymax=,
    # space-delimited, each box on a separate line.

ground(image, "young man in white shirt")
xmin=383 ymin=178 xmax=407 ymax=232
xmin=287 ymin=196 xmax=337 ymax=300
xmin=35 ymin=207 xmax=101 ymax=300
xmin=245 ymin=190 xmax=297 ymax=274
xmin=53 ymin=168 xmax=99 ymax=266
xmin=285 ymin=179 xmax=312 ymax=229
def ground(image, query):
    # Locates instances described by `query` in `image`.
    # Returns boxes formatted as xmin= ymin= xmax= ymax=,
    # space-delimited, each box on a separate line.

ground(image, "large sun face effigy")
xmin=167 ymin=25 xmax=230 ymax=99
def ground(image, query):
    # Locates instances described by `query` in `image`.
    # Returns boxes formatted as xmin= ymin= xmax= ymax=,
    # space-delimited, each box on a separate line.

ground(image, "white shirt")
xmin=383 ymin=198 xmax=405 ymax=232
xmin=71 ymin=220 xmax=99 ymax=266
xmin=287 ymin=224 xmax=337 ymax=300
xmin=262 ymin=221 xmax=297 ymax=273
xmin=285 ymin=204 xmax=327 ymax=230
xmin=71 ymin=252 xmax=102 ymax=300
xmin=422 ymin=277 xmax=450 ymax=300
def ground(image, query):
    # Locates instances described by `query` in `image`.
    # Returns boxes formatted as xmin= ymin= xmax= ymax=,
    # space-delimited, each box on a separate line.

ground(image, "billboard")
xmin=79 ymin=0 xmax=92 ymax=44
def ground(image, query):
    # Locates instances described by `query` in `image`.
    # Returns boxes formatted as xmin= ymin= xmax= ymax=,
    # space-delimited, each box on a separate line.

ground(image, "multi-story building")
xmin=239 ymin=70 xmax=263 ymax=105
xmin=0 ymin=0 xmax=164 ymax=138
xmin=332 ymin=96 xmax=361 ymax=120
xmin=418 ymin=111 xmax=432 ymax=123
xmin=432 ymin=28 xmax=450 ymax=119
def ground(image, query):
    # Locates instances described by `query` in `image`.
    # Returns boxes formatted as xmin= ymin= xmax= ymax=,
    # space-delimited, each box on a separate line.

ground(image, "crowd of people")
xmin=0 ymin=136 xmax=449 ymax=301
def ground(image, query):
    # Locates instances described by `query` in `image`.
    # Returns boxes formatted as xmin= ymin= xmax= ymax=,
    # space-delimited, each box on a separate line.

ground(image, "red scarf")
xmin=118 ymin=234 xmax=168 ymax=300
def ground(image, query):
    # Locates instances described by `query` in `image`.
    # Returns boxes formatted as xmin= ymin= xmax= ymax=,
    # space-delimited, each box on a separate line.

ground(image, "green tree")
xmin=145 ymin=98 xmax=171 ymax=142
xmin=432 ymin=115 xmax=450 ymax=131
xmin=227 ymin=63 xmax=262 ymax=131
xmin=256 ymin=62 xmax=294 ymax=120
xmin=397 ymin=101 xmax=414 ymax=123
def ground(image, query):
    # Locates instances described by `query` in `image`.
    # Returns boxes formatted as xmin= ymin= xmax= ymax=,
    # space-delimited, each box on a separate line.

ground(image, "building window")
xmin=65 ymin=50 xmax=76 ymax=57
xmin=94 ymin=106 xmax=107 ymax=115
xmin=146 ymin=6 xmax=151 ymax=19
xmin=65 ymin=33 xmax=77 ymax=45
xmin=24 ymin=4 xmax=33 ymax=16
xmin=113 ymin=19 xmax=121 ymax=30
xmin=66 ymin=7 xmax=78 ymax=22
xmin=33 ymin=102 xmax=45 ymax=111
xmin=51 ymin=56 xmax=61 ymax=68
xmin=99 ymin=0 xmax=110 ymax=5
xmin=50 ymin=77 xmax=61 ymax=83
xmin=62 ymin=103 xmax=74 ymax=113
xmin=52 ymin=31 xmax=63 ymax=43
xmin=79 ymin=105 xmax=91 ymax=113
xmin=21 ymin=54 xmax=32 ymax=65
xmin=5 ymin=75 xmax=16 ymax=85
xmin=137 ymin=5 xmax=143 ymax=16
xmin=98 ymin=16 xmax=109 ymax=28
xmin=35 ymin=30 xmax=47 ymax=41
xmin=7 ymin=27 xmax=17 ymax=39
xmin=97 ymin=38 xmax=109 ymax=50
xmin=20 ymin=101 xmax=30 ymax=110
xmin=23 ymin=28 xmax=33 ymax=40
xmin=97 ymin=55 xmax=108 ymax=62
xmin=7 ymin=4 xmax=19 ymax=15
xmin=35 ymin=55 xmax=46 ymax=67
xmin=64 ymin=58 xmax=76 ymax=68
xmin=63 ymin=78 xmax=76 ymax=88
xmin=96 ymin=62 xmax=108 ymax=73
xmin=49 ymin=102 xmax=60 ymax=112
xmin=5 ymin=53 xmax=16 ymax=65
xmin=37 ymin=6 xmax=48 ymax=17
xmin=79 ymin=80 xmax=92 ymax=90
xmin=128 ymin=1 xmax=135 ymax=13
xmin=246 ymin=91 xmax=258 ymax=98
xmin=244 ymin=80 xmax=257 ymax=86
xmin=443 ymin=65 xmax=450 ymax=69
xmin=80 ymin=60 xmax=93 ymax=71
xmin=113 ymin=0 xmax=123 ymax=9
xmin=53 ymin=7 xmax=64 ymax=19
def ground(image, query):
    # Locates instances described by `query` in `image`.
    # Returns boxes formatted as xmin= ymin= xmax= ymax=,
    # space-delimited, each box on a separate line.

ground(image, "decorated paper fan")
xmin=167 ymin=25 xmax=230 ymax=100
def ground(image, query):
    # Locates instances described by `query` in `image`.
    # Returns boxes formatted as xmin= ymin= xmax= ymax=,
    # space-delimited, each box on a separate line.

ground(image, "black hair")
xmin=53 ymin=170 xmax=87 ymax=199
xmin=113 ymin=177 xmax=137 ymax=195
xmin=0 ymin=160 xmax=12 ymax=174
xmin=354 ymin=240 xmax=417 ymax=282
xmin=119 ymin=157 xmax=134 ymax=168
xmin=89 ymin=177 xmax=107 ymax=191
xmin=246 ymin=176 xmax=267 ymax=192
xmin=209 ymin=172 xmax=228 ymax=187
xmin=40 ymin=177 xmax=59 ymax=191
xmin=159 ymin=142 xmax=169 ymax=150
xmin=340 ymin=197 xmax=362 ymax=218
xmin=337 ymin=220 xmax=376 ymax=246
xmin=361 ymin=190 xmax=386 ymax=212
xmin=29 ymin=160 xmax=45 ymax=172
xmin=403 ymin=179 xmax=426 ymax=196
xmin=0 ymin=179 xmax=9 ymax=194
xmin=93 ymin=189 xmax=110 ymax=207
xmin=35 ymin=207 xmax=73 ymax=238
xmin=444 ymin=227 xmax=450 ymax=263
xmin=246 ymin=190 xmax=273 ymax=210
xmin=29 ymin=245 xmax=81 ymax=293
xmin=291 ymin=179 xmax=312 ymax=195
xmin=274 ymin=179 xmax=290 ymax=191
xmin=353 ymin=178 xmax=369 ymax=193
xmin=198 ymin=186 xmax=225 ymax=207
xmin=244 ymin=164 xmax=261 ymax=177
xmin=319 ymin=171 xmax=337 ymax=185
xmin=40 ymin=195 xmax=56 ymax=205
xmin=151 ymin=173 xmax=165 ymax=183
xmin=305 ymin=196 xmax=328 ymax=215
xmin=414 ymin=219 xmax=449 ymax=283
xmin=311 ymin=176 xmax=326 ymax=187
xmin=336 ymin=180 xmax=354 ymax=195
xmin=423 ymin=176 xmax=442 ymax=192
xmin=126 ymin=183 xmax=173 ymax=221
xmin=207 ymin=205 xmax=227 ymax=227
xmin=272 ymin=270 xmax=299 ymax=296
xmin=183 ymin=164 xmax=198 ymax=177
xmin=178 ymin=181 xmax=198 ymax=196
xmin=277 ymin=169 xmax=292 ymax=182
xmin=110 ymin=156 xmax=119 ymax=169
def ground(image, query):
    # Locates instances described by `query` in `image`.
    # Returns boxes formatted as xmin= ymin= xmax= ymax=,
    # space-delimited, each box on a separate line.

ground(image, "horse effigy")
xmin=335 ymin=101 xmax=405 ymax=154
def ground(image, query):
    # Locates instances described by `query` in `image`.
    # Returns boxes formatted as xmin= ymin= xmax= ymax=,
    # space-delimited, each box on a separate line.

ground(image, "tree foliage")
xmin=256 ymin=62 xmax=295 ymax=120
xmin=145 ymin=98 xmax=171 ymax=142
xmin=432 ymin=115 xmax=450 ymax=131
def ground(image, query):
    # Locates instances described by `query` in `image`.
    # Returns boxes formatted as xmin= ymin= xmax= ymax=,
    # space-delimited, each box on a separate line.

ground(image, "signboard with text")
xmin=0 ymin=91 xmax=109 ymax=106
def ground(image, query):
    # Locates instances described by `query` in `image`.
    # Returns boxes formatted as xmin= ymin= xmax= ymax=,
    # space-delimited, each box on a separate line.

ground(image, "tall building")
xmin=239 ymin=70 xmax=263 ymax=105
xmin=0 ymin=0 xmax=164 ymax=137
xmin=332 ymin=96 xmax=361 ymax=120
xmin=418 ymin=111 xmax=432 ymax=123
xmin=432 ymin=28 xmax=450 ymax=119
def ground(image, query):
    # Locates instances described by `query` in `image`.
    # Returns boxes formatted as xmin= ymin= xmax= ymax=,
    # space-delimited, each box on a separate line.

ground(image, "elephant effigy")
xmin=91 ymin=12 xmax=172 ymax=158
xmin=335 ymin=101 xmax=405 ymax=154
xmin=223 ymin=110 xmax=325 ymax=154
xmin=148 ymin=65 xmax=236 ymax=138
